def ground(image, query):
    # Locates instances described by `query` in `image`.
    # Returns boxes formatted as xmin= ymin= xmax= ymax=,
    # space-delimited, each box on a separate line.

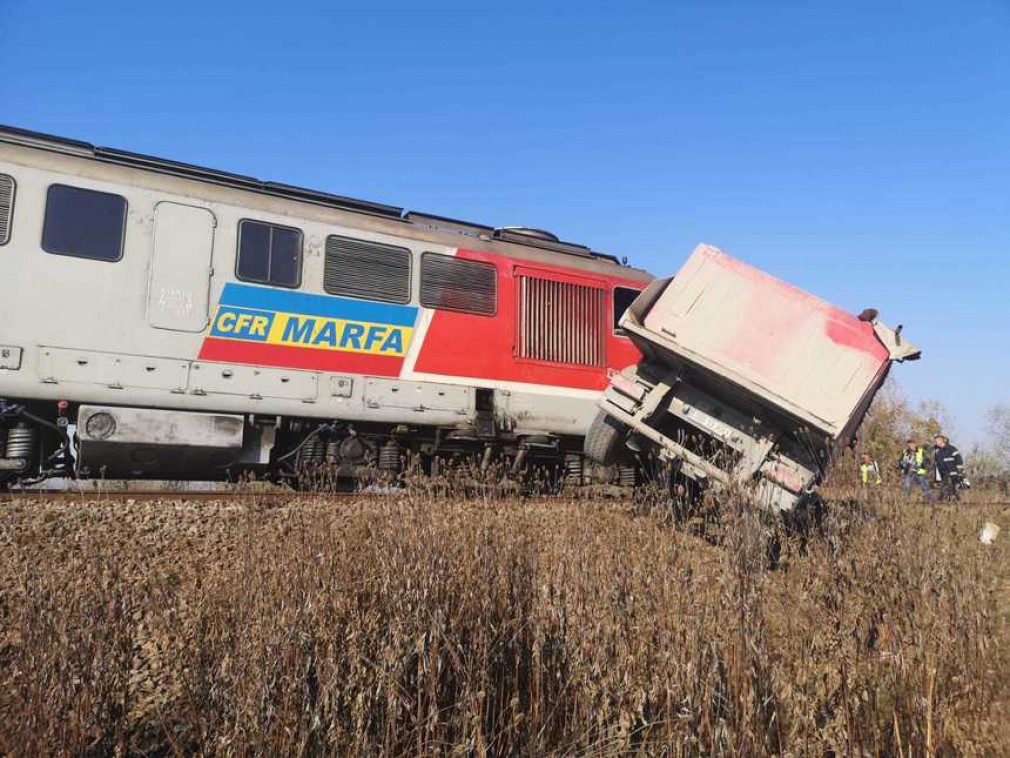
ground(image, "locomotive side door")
xmin=147 ymin=202 xmax=216 ymax=332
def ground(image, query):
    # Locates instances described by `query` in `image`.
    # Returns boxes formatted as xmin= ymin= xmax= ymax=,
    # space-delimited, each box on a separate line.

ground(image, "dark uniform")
xmin=934 ymin=441 xmax=965 ymax=502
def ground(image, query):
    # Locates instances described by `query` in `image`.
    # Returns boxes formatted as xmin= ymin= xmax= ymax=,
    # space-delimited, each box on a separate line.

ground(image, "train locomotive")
xmin=0 ymin=126 xmax=651 ymax=488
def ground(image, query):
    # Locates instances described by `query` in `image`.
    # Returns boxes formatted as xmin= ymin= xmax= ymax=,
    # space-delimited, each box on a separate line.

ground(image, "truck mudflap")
xmin=589 ymin=244 xmax=919 ymax=512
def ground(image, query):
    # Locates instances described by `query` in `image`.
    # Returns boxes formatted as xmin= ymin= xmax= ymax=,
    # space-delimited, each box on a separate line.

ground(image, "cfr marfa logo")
xmin=211 ymin=306 xmax=412 ymax=356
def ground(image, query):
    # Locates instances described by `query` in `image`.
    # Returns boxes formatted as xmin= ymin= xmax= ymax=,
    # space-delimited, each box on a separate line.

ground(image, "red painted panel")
xmin=413 ymin=249 xmax=644 ymax=390
xmin=825 ymin=315 xmax=890 ymax=360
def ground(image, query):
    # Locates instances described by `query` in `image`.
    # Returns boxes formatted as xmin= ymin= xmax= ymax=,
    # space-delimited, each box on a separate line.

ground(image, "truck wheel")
xmin=585 ymin=411 xmax=626 ymax=465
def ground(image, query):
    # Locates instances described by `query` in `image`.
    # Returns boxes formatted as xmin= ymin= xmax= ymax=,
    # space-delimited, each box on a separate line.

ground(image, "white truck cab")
xmin=586 ymin=245 xmax=920 ymax=511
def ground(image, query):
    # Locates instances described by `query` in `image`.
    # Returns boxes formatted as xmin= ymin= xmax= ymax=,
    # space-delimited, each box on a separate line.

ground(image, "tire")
xmin=584 ymin=411 xmax=626 ymax=465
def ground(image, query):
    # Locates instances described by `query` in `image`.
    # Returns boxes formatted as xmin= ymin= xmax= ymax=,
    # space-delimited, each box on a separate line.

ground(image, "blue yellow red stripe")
xmin=199 ymin=283 xmax=419 ymax=376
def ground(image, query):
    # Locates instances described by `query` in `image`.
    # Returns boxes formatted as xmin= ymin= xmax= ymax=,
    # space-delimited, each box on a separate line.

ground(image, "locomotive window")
xmin=236 ymin=220 xmax=302 ymax=288
xmin=420 ymin=253 xmax=497 ymax=316
xmin=0 ymin=174 xmax=14 ymax=246
xmin=324 ymin=235 xmax=411 ymax=304
xmin=613 ymin=286 xmax=641 ymax=334
xmin=42 ymin=184 xmax=127 ymax=261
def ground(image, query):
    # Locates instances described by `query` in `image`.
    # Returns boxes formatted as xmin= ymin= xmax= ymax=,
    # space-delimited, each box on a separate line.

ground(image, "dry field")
xmin=2 ymin=489 xmax=1009 ymax=755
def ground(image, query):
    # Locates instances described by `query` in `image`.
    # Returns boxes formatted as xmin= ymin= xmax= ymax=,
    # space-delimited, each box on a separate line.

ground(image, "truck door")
xmin=147 ymin=202 xmax=216 ymax=332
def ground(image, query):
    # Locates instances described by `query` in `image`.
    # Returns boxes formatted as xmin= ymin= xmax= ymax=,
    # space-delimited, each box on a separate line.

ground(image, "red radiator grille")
xmin=516 ymin=276 xmax=606 ymax=366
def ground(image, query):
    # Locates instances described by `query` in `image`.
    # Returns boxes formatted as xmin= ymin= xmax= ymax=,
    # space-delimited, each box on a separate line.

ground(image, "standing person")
xmin=859 ymin=452 xmax=883 ymax=488
xmin=898 ymin=438 xmax=934 ymax=502
xmin=933 ymin=434 xmax=965 ymax=502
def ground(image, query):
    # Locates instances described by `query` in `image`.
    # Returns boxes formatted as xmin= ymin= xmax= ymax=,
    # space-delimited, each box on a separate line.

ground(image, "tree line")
xmin=843 ymin=383 xmax=1009 ymax=493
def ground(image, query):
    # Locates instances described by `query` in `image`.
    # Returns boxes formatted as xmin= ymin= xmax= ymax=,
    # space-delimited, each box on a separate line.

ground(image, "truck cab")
xmin=586 ymin=245 xmax=920 ymax=511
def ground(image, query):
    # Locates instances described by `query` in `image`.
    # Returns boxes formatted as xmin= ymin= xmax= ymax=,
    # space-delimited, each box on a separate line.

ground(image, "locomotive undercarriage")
xmin=0 ymin=398 xmax=75 ymax=487
xmin=0 ymin=398 xmax=631 ymax=493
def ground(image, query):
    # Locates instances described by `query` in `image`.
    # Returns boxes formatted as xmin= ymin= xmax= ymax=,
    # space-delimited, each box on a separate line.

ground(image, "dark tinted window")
xmin=324 ymin=235 xmax=411 ymax=303
xmin=236 ymin=220 xmax=302 ymax=288
xmin=42 ymin=184 xmax=126 ymax=261
xmin=613 ymin=286 xmax=641 ymax=333
xmin=420 ymin=253 xmax=496 ymax=315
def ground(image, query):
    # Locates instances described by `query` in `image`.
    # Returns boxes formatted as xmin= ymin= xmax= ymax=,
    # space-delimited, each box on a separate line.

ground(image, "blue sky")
xmin=3 ymin=1 xmax=1007 ymax=444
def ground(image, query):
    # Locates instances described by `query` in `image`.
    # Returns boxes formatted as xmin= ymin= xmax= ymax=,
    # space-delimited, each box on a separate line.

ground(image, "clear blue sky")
xmin=3 ymin=1 xmax=1007 ymax=444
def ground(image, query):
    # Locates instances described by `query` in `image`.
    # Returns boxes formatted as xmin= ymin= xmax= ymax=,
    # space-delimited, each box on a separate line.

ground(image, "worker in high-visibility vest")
xmin=898 ymin=438 xmax=934 ymax=502
xmin=859 ymin=453 xmax=883 ymax=487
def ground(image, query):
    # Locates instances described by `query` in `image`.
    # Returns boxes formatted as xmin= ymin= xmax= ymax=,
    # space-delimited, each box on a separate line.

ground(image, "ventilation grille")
xmin=517 ymin=276 xmax=606 ymax=366
xmin=324 ymin=235 xmax=411 ymax=303
xmin=420 ymin=253 xmax=496 ymax=315
xmin=0 ymin=174 xmax=14 ymax=245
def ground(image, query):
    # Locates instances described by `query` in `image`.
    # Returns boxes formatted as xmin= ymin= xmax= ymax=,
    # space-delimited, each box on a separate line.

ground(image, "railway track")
xmin=0 ymin=487 xmax=374 ymax=503
xmin=4 ymin=483 xmax=1006 ymax=508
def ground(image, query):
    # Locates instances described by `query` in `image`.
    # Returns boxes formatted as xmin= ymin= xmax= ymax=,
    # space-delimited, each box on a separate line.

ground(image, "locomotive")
xmin=0 ymin=125 xmax=651 ymax=488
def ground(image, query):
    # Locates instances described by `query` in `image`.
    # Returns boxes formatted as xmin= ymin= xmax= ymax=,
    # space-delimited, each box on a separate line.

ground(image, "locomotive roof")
xmin=0 ymin=124 xmax=633 ymax=268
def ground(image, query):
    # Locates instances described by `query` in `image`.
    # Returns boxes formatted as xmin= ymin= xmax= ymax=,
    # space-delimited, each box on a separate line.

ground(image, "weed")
xmin=0 ymin=491 xmax=1007 ymax=754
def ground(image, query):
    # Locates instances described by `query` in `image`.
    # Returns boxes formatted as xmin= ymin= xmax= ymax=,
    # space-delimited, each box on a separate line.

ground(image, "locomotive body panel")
xmin=0 ymin=126 xmax=651 ymax=481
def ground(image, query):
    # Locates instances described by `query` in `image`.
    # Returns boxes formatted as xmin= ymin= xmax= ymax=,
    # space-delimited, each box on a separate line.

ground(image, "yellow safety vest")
xmin=861 ymin=462 xmax=882 ymax=485
xmin=904 ymin=447 xmax=929 ymax=476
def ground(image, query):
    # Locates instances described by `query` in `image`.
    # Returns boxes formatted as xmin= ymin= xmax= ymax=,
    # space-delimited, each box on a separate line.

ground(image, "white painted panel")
xmin=148 ymin=202 xmax=215 ymax=332
xmin=191 ymin=361 xmax=318 ymax=402
xmin=639 ymin=245 xmax=898 ymax=435
xmin=497 ymin=391 xmax=593 ymax=435
xmin=364 ymin=378 xmax=471 ymax=414
xmin=38 ymin=347 xmax=190 ymax=391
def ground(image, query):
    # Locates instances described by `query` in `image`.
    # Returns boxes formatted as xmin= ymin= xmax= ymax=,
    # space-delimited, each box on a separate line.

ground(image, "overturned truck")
xmin=586 ymin=245 xmax=920 ymax=512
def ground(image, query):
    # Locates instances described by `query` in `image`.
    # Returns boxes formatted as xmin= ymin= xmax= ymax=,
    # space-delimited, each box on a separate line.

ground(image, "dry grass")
xmin=1 ymin=490 xmax=1009 ymax=755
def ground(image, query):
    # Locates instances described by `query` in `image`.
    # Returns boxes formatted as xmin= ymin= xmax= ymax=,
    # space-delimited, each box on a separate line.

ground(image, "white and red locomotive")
xmin=0 ymin=126 xmax=651 ymax=485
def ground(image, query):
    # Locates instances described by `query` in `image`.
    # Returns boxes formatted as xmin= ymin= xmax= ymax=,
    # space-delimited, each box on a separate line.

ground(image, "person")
xmin=859 ymin=452 xmax=883 ymax=488
xmin=898 ymin=438 xmax=934 ymax=502
xmin=933 ymin=434 xmax=965 ymax=502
